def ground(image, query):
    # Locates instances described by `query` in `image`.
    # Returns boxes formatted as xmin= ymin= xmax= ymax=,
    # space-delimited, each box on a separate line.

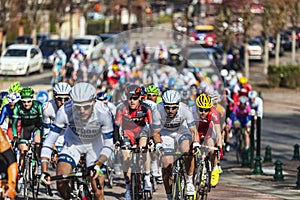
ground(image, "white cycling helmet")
xmin=239 ymin=96 xmax=248 ymax=104
xmin=162 ymin=90 xmax=181 ymax=104
xmin=248 ymin=90 xmax=257 ymax=99
xmin=8 ymin=92 xmax=21 ymax=103
xmin=53 ymin=82 xmax=72 ymax=96
xmin=70 ymin=82 xmax=96 ymax=103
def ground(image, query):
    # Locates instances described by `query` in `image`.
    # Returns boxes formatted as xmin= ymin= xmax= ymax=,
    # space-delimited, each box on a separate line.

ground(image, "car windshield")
xmin=248 ymin=40 xmax=260 ymax=45
xmin=196 ymin=30 xmax=213 ymax=34
xmin=40 ymin=41 xmax=62 ymax=50
xmin=188 ymin=52 xmax=210 ymax=60
xmin=4 ymin=49 xmax=27 ymax=57
xmin=74 ymin=39 xmax=91 ymax=45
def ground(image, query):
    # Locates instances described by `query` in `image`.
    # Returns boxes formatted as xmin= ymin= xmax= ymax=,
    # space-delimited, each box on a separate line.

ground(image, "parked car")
xmin=0 ymin=44 xmax=43 ymax=76
xmin=254 ymin=35 xmax=285 ymax=57
xmin=72 ymin=35 xmax=103 ymax=60
xmin=99 ymin=32 xmax=118 ymax=48
xmin=189 ymin=25 xmax=217 ymax=47
xmin=15 ymin=33 xmax=50 ymax=45
xmin=247 ymin=40 xmax=264 ymax=61
xmin=183 ymin=46 xmax=223 ymax=76
xmin=39 ymin=39 xmax=73 ymax=67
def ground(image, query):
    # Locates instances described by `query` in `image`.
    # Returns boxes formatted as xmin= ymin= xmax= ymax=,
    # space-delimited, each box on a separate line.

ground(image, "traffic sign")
xmin=36 ymin=90 xmax=49 ymax=104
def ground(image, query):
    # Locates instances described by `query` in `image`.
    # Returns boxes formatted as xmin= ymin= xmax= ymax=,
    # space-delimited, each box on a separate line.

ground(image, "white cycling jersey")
xmin=143 ymin=99 xmax=161 ymax=130
xmin=41 ymin=99 xmax=65 ymax=159
xmin=249 ymin=96 xmax=263 ymax=118
xmin=45 ymin=100 xmax=114 ymax=167
xmin=156 ymin=102 xmax=195 ymax=133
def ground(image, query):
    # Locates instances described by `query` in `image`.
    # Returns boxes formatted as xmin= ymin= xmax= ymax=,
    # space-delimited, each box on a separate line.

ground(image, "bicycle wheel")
xmin=172 ymin=173 xmax=184 ymax=200
xmin=235 ymin=128 xmax=243 ymax=164
xmin=22 ymin=159 xmax=30 ymax=200
xmin=131 ymin=173 xmax=138 ymax=200
xmin=30 ymin=159 xmax=39 ymax=199
xmin=194 ymin=162 xmax=204 ymax=199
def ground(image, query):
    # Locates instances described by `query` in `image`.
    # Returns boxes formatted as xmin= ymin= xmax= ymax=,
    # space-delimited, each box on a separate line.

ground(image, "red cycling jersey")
xmin=115 ymin=101 xmax=152 ymax=144
xmin=196 ymin=107 xmax=220 ymax=138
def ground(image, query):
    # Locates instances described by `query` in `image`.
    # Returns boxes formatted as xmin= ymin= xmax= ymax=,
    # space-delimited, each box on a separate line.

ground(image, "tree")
xmin=224 ymin=0 xmax=254 ymax=79
xmin=287 ymin=0 xmax=300 ymax=64
xmin=268 ymin=0 xmax=289 ymax=66
xmin=260 ymin=0 xmax=272 ymax=75
xmin=0 ymin=0 xmax=18 ymax=53
xmin=214 ymin=4 xmax=235 ymax=67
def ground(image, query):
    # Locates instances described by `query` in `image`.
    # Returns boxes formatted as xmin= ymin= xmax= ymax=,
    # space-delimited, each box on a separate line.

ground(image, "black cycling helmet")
xmin=96 ymin=91 xmax=108 ymax=101
xmin=125 ymin=84 xmax=141 ymax=96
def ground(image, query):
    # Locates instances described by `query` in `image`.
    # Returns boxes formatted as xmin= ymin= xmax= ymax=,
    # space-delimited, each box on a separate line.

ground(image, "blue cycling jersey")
xmin=0 ymin=104 xmax=12 ymax=125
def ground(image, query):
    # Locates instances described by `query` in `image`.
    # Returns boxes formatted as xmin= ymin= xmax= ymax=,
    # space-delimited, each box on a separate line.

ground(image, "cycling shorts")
xmin=19 ymin=125 xmax=41 ymax=143
xmin=160 ymin=126 xmax=192 ymax=152
xmin=58 ymin=140 xmax=106 ymax=168
xmin=123 ymin=125 xmax=150 ymax=145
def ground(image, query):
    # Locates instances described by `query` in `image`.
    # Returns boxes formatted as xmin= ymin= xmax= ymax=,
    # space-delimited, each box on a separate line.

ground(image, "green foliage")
xmin=153 ymin=14 xmax=172 ymax=26
xmin=86 ymin=18 xmax=121 ymax=34
xmin=268 ymin=64 xmax=300 ymax=88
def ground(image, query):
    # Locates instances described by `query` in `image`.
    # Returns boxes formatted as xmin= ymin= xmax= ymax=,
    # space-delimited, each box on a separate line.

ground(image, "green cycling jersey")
xmin=12 ymin=100 xmax=43 ymax=137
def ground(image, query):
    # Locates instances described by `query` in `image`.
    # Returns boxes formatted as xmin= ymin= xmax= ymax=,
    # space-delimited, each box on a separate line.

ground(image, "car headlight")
xmin=17 ymin=62 xmax=25 ymax=69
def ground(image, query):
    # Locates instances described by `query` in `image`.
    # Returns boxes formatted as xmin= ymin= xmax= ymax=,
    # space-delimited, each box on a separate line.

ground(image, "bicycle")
xmin=163 ymin=151 xmax=195 ymax=200
xmin=233 ymin=125 xmax=245 ymax=164
xmin=48 ymin=153 xmax=101 ymax=200
xmin=121 ymin=145 xmax=154 ymax=200
xmin=193 ymin=145 xmax=219 ymax=200
xmin=0 ymin=173 xmax=10 ymax=200
xmin=18 ymin=139 xmax=40 ymax=200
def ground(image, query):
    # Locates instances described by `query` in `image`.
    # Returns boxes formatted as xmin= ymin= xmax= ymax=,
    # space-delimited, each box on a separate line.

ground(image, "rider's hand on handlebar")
xmin=155 ymin=143 xmax=164 ymax=155
xmin=40 ymin=172 xmax=51 ymax=186
xmin=92 ymin=164 xmax=104 ymax=179
xmin=192 ymin=142 xmax=201 ymax=156
xmin=218 ymin=146 xmax=224 ymax=160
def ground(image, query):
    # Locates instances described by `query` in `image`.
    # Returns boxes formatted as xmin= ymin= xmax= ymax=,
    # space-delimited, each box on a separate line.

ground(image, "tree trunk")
xmin=244 ymin=42 xmax=249 ymax=79
xmin=263 ymin=39 xmax=269 ymax=75
xmin=291 ymin=29 xmax=296 ymax=63
xmin=275 ymin=33 xmax=280 ymax=66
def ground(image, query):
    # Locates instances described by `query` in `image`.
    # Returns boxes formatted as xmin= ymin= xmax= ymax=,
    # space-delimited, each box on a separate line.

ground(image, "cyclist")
xmin=0 ymin=128 xmax=18 ymax=200
xmin=114 ymin=84 xmax=154 ymax=200
xmin=12 ymin=87 xmax=43 ymax=191
xmin=153 ymin=90 xmax=199 ymax=200
xmin=0 ymin=92 xmax=21 ymax=141
xmin=0 ymin=82 xmax=21 ymax=110
xmin=41 ymin=82 xmax=114 ymax=200
xmin=96 ymin=91 xmax=117 ymax=117
xmin=192 ymin=94 xmax=222 ymax=187
xmin=231 ymin=96 xmax=252 ymax=155
xmin=40 ymin=82 xmax=72 ymax=178
xmin=248 ymin=90 xmax=263 ymax=118
xmin=146 ymin=84 xmax=162 ymax=104
xmin=50 ymin=49 xmax=67 ymax=86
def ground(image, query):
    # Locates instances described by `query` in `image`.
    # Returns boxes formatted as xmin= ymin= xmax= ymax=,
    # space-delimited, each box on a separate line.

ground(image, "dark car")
xmin=15 ymin=33 xmax=50 ymax=45
xmin=254 ymin=35 xmax=284 ymax=57
xmin=39 ymin=39 xmax=73 ymax=67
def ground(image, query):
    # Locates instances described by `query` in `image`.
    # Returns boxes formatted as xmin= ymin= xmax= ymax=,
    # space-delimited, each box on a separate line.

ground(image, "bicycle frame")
xmin=163 ymin=152 xmax=193 ymax=200
xmin=20 ymin=140 xmax=40 ymax=200
xmin=193 ymin=145 xmax=218 ymax=200
xmin=49 ymin=154 xmax=98 ymax=200
xmin=121 ymin=145 xmax=153 ymax=200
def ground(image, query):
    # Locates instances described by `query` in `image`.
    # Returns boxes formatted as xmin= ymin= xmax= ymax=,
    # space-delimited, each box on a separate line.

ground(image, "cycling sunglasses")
xmin=73 ymin=102 xmax=93 ymax=111
xmin=56 ymin=96 xmax=70 ymax=102
xmin=21 ymin=99 xmax=32 ymax=104
xmin=164 ymin=105 xmax=179 ymax=111
xmin=127 ymin=95 xmax=140 ymax=101
xmin=147 ymin=94 xmax=157 ymax=97
xmin=198 ymin=108 xmax=210 ymax=113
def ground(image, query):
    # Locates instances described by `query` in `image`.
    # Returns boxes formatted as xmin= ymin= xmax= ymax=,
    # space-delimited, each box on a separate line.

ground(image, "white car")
xmin=73 ymin=35 xmax=103 ymax=60
xmin=248 ymin=40 xmax=264 ymax=61
xmin=0 ymin=44 xmax=43 ymax=76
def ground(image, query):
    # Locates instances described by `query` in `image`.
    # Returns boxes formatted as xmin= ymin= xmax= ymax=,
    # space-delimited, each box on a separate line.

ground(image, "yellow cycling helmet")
xmin=239 ymin=76 xmax=247 ymax=84
xmin=196 ymin=93 xmax=212 ymax=109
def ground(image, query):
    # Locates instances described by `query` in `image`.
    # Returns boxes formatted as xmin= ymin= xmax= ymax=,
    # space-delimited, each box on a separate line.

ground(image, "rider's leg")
xmin=56 ymin=161 xmax=73 ymax=199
